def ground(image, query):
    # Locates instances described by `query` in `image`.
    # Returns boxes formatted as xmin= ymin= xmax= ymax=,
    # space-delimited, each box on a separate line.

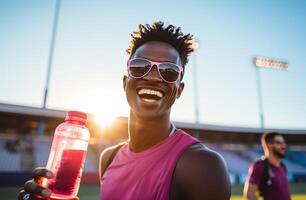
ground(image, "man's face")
xmin=123 ymin=41 xmax=184 ymax=119
xmin=269 ymin=135 xmax=287 ymax=158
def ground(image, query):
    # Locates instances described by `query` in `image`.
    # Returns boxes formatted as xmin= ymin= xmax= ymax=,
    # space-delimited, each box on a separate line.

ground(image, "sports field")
xmin=3 ymin=183 xmax=306 ymax=200
xmin=231 ymin=195 xmax=306 ymax=200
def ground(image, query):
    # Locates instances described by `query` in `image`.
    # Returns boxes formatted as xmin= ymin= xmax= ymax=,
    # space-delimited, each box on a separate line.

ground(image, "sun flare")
xmin=72 ymin=89 xmax=129 ymax=130
xmin=93 ymin=112 xmax=116 ymax=128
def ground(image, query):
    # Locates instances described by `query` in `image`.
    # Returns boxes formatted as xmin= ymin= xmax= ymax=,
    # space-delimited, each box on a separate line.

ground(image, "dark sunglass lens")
xmin=159 ymin=64 xmax=180 ymax=82
xmin=129 ymin=59 xmax=151 ymax=77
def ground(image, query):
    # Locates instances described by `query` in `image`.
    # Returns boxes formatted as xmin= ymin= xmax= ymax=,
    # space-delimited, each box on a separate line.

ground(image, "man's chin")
xmin=276 ymin=152 xmax=286 ymax=158
xmin=132 ymin=110 xmax=162 ymax=120
xmin=273 ymin=149 xmax=286 ymax=158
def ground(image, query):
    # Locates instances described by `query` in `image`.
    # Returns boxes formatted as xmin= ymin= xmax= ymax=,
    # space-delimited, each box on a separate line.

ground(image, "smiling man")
xmin=244 ymin=132 xmax=291 ymax=200
xmin=18 ymin=21 xmax=230 ymax=200
xmin=99 ymin=21 xmax=231 ymax=200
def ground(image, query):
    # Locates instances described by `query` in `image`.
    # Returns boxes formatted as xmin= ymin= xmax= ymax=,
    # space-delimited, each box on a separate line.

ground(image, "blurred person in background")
xmin=18 ymin=21 xmax=230 ymax=200
xmin=244 ymin=132 xmax=291 ymax=200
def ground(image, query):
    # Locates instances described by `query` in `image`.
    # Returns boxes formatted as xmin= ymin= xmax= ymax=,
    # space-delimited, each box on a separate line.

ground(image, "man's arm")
xmin=243 ymin=182 xmax=259 ymax=200
xmin=243 ymin=161 xmax=263 ymax=200
xmin=171 ymin=143 xmax=231 ymax=200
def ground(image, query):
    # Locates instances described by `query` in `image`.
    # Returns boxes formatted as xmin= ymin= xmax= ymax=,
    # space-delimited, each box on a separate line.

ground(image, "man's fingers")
xmin=48 ymin=197 xmax=79 ymax=200
xmin=24 ymin=180 xmax=52 ymax=199
xmin=32 ymin=167 xmax=53 ymax=180
xmin=18 ymin=190 xmax=41 ymax=200
xmin=18 ymin=168 xmax=53 ymax=200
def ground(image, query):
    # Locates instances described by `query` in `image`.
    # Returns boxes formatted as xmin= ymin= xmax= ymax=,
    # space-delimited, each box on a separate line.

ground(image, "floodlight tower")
xmin=254 ymin=56 xmax=288 ymax=133
xmin=38 ymin=0 xmax=61 ymax=136
xmin=191 ymin=40 xmax=200 ymax=124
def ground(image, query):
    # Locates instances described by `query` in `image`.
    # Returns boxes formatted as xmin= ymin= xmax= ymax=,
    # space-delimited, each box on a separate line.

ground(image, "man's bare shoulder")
xmin=99 ymin=143 xmax=126 ymax=180
xmin=173 ymin=143 xmax=231 ymax=200
xmin=183 ymin=143 xmax=225 ymax=162
xmin=100 ymin=145 xmax=120 ymax=161
xmin=177 ymin=143 xmax=229 ymax=178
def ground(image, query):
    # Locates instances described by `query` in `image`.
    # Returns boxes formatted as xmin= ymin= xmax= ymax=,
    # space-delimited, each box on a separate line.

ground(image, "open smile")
xmin=136 ymin=87 xmax=165 ymax=103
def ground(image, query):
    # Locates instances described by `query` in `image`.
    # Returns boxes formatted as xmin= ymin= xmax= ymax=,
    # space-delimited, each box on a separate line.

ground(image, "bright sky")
xmin=1 ymin=0 xmax=306 ymax=129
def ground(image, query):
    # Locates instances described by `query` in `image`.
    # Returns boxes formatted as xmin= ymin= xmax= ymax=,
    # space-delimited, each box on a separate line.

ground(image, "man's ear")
xmin=176 ymin=82 xmax=185 ymax=99
xmin=123 ymin=75 xmax=128 ymax=91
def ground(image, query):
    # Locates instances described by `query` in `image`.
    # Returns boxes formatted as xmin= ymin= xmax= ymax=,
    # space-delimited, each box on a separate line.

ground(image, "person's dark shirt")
xmin=246 ymin=160 xmax=291 ymax=200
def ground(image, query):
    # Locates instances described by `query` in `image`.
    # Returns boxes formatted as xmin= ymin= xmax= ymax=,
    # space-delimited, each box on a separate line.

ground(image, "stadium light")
xmin=38 ymin=0 xmax=61 ymax=136
xmin=253 ymin=56 xmax=288 ymax=132
xmin=42 ymin=0 xmax=61 ymax=109
xmin=254 ymin=56 xmax=288 ymax=70
xmin=254 ymin=65 xmax=265 ymax=132
xmin=191 ymin=40 xmax=200 ymax=124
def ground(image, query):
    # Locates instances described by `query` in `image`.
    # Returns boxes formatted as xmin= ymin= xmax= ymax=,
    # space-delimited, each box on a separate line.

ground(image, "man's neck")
xmin=128 ymin=112 xmax=172 ymax=152
xmin=266 ymin=154 xmax=281 ymax=167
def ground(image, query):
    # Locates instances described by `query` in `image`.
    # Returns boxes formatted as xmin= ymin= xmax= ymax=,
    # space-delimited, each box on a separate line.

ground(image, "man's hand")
xmin=17 ymin=167 xmax=79 ymax=200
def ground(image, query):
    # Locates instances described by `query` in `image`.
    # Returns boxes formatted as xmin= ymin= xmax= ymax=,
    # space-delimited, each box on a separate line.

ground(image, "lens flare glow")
xmin=93 ymin=112 xmax=116 ymax=129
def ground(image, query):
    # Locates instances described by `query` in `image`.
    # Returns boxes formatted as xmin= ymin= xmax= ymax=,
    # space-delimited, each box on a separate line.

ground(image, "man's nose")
xmin=143 ymin=65 xmax=163 ymax=82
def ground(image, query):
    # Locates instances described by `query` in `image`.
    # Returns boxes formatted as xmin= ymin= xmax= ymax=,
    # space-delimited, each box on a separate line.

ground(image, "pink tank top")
xmin=100 ymin=129 xmax=199 ymax=200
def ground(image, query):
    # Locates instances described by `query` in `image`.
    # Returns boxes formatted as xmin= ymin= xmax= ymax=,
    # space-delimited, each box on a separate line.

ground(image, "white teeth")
xmin=142 ymin=98 xmax=157 ymax=103
xmin=138 ymin=89 xmax=163 ymax=98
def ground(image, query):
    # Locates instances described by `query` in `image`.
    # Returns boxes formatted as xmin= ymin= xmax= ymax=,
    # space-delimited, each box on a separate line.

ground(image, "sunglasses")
xmin=271 ymin=141 xmax=286 ymax=145
xmin=127 ymin=58 xmax=183 ymax=83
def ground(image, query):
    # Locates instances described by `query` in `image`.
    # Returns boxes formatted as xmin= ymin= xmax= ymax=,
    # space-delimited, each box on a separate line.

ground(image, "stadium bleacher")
xmin=0 ymin=102 xmax=306 ymax=185
xmin=0 ymin=136 xmax=98 ymax=172
xmin=33 ymin=138 xmax=51 ymax=167
xmin=0 ymin=138 xmax=21 ymax=171
xmin=213 ymin=147 xmax=251 ymax=174
xmin=286 ymin=150 xmax=306 ymax=167
xmin=206 ymin=144 xmax=306 ymax=184
xmin=1 ymin=135 xmax=306 ymax=185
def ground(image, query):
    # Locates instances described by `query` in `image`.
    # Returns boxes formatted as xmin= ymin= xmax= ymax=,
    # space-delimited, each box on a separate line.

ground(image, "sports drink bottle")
xmin=43 ymin=111 xmax=90 ymax=199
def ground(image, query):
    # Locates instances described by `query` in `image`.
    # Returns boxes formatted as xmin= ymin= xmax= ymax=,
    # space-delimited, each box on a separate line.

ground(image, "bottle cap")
xmin=65 ymin=111 xmax=87 ymax=125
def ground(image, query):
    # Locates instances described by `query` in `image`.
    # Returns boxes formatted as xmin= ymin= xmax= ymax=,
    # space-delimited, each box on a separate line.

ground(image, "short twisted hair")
xmin=262 ymin=132 xmax=282 ymax=147
xmin=127 ymin=21 xmax=195 ymax=70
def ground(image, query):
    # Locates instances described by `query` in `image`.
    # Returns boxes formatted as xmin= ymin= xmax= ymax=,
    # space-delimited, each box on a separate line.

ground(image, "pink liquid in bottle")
xmin=47 ymin=149 xmax=86 ymax=197
xmin=44 ymin=111 xmax=90 ymax=199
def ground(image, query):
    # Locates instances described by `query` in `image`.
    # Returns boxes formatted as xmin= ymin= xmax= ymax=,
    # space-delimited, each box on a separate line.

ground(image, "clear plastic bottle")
xmin=43 ymin=111 xmax=90 ymax=199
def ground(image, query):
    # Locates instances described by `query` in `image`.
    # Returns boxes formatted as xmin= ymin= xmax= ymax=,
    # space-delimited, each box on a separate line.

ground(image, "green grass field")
xmin=2 ymin=183 xmax=306 ymax=200
xmin=230 ymin=195 xmax=306 ymax=200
